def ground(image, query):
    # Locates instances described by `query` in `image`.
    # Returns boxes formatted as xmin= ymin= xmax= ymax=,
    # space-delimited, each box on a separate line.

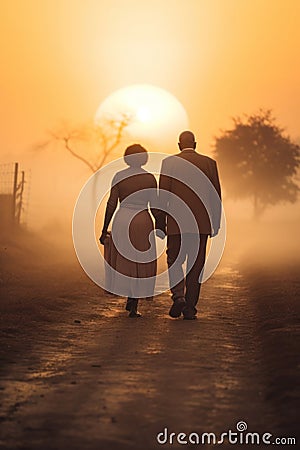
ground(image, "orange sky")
xmin=1 ymin=0 xmax=300 ymax=229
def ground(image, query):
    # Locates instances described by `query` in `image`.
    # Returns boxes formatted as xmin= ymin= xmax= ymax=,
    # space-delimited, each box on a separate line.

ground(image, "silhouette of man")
xmin=157 ymin=131 xmax=222 ymax=319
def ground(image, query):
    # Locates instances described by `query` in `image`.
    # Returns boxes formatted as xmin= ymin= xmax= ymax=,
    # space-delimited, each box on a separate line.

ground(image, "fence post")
xmin=16 ymin=170 xmax=25 ymax=224
xmin=12 ymin=162 xmax=18 ymax=223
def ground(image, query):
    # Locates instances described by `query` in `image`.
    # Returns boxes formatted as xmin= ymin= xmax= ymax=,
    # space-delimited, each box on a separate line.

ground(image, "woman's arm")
xmin=100 ymin=178 xmax=119 ymax=244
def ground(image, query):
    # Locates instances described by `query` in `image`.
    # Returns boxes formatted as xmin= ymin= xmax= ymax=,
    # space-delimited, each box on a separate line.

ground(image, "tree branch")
xmin=48 ymin=113 xmax=132 ymax=173
xmin=63 ymin=136 xmax=95 ymax=172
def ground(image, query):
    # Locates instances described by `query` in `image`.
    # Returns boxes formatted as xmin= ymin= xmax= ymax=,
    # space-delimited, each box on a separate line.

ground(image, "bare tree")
xmin=41 ymin=113 xmax=132 ymax=172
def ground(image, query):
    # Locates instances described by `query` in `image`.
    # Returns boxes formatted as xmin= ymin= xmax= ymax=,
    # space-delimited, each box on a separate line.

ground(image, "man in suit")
xmin=157 ymin=131 xmax=222 ymax=320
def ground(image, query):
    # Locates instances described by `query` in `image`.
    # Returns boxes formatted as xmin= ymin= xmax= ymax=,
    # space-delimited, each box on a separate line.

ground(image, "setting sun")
xmin=94 ymin=84 xmax=189 ymax=150
xmin=136 ymin=106 xmax=152 ymax=123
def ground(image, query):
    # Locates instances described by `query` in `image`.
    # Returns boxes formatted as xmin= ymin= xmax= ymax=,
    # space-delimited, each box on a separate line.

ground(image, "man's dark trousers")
xmin=167 ymin=233 xmax=208 ymax=317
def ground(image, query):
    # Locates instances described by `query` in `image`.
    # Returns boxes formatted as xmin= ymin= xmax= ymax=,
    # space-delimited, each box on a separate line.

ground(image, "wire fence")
xmin=0 ymin=162 xmax=30 ymax=227
xmin=0 ymin=162 xmax=16 ymax=195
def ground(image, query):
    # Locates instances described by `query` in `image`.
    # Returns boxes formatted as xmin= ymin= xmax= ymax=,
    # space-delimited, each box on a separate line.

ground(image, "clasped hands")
xmin=99 ymin=230 xmax=111 ymax=245
xmin=100 ymin=227 xmax=218 ymax=244
xmin=99 ymin=227 xmax=166 ymax=245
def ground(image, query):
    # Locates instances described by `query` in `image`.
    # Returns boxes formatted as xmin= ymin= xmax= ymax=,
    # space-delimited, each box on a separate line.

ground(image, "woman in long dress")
xmin=99 ymin=144 xmax=159 ymax=317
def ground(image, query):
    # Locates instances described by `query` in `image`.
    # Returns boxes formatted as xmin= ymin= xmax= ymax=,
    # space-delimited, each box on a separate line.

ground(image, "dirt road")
xmin=0 ymin=259 xmax=299 ymax=449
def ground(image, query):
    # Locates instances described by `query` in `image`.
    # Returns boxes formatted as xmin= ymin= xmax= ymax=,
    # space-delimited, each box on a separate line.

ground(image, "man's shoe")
xmin=183 ymin=315 xmax=197 ymax=320
xmin=169 ymin=298 xmax=186 ymax=318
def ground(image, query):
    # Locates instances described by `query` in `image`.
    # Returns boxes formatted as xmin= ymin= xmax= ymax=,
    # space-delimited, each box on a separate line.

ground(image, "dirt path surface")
xmin=0 ymin=260 xmax=299 ymax=450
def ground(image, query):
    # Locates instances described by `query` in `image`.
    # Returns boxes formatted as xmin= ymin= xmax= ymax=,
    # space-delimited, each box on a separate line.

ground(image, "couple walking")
xmin=99 ymin=131 xmax=221 ymax=319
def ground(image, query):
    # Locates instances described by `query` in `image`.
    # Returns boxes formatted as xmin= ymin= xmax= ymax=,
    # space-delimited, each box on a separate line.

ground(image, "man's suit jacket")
xmin=158 ymin=149 xmax=222 ymax=235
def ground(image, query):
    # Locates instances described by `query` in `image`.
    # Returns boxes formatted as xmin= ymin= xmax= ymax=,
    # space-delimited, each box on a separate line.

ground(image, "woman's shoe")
xmin=128 ymin=310 xmax=142 ymax=318
xmin=126 ymin=298 xmax=141 ymax=317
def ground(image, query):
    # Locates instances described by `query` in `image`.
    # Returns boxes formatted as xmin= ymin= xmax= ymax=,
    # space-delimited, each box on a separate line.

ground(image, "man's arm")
xmin=213 ymin=161 xmax=221 ymax=200
xmin=210 ymin=161 xmax=222 ymax=236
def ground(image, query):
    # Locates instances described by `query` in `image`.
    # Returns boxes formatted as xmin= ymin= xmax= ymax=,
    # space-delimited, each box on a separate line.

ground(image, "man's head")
xmin=178 ymin=130 xmax=196 ymax=151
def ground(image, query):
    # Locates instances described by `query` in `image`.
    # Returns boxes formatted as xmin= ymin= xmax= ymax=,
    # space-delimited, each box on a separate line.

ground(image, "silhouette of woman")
xmin=99 ymin=144 xmax=159 ymax=317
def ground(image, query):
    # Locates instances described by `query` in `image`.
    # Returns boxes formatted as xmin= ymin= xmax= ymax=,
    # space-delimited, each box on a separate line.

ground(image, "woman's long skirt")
xmin=104 ymin=207 xmax=157 ymax=298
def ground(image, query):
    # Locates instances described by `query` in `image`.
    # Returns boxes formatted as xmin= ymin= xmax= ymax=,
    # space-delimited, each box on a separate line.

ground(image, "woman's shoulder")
xmin=112 ymin=168 xmax=130 ymax=183
xmin=113 ymin=168 xmax=156 ymax=185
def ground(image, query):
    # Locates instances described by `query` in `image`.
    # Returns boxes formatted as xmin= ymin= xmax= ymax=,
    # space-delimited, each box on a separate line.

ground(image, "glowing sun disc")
xmin=95 ymin=84 xmax=189 ymax=150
